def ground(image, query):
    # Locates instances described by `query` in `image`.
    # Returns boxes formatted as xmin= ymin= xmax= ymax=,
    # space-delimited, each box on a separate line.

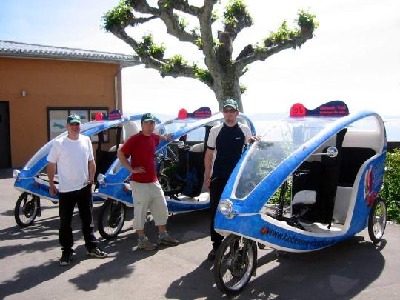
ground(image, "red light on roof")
xmin=290 ymin=103 xmax=307 ymax=117
xmin=178 ymin=108 xmax=187 ymax=119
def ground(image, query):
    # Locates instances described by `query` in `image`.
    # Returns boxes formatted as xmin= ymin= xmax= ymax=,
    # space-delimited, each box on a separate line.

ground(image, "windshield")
xmin=156 ymin=118 xmax=212 ymax=142
xmin=234 ymin=116 xmax=345 ymax=199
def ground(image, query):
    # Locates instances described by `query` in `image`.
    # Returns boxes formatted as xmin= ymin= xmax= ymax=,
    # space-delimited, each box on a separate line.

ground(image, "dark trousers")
xmin=58 ymin=184 xmax=97 ymax=253
xmin=209 ymin=177 xmax=228 ymax=249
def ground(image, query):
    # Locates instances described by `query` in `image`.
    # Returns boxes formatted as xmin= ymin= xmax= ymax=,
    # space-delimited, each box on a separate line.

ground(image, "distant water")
xmin=151 ymin=112 xmax=400 ymax=142
xmin=250 ymin=113 xmax=400 ymax=142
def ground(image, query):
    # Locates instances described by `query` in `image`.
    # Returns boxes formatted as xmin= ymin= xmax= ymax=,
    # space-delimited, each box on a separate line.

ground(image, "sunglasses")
xmin=223 ymin=108 xmax=237 ymax=113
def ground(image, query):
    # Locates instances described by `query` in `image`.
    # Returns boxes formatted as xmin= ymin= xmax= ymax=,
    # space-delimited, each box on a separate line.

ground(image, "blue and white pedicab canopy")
xmin=155 ymin=107 xmax=256 ymax=152
xmin=17 ymin=114 xmax=148 ymax=178
xmin=222 ymin=102 xmax=386 ymax=214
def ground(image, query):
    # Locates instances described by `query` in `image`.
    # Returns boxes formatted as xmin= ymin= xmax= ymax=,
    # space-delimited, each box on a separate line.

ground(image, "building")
xmin=0 ymin=40 xmax=140 ymax=168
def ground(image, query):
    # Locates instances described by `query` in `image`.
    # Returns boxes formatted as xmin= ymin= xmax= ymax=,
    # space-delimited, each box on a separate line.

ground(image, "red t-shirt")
xmin=120 ymin=132 xmax=160 ymax=183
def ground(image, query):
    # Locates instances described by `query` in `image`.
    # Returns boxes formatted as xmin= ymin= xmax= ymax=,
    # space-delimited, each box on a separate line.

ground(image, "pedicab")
xmin=13 ymin=111 xmax=160 ymax=227
xmin=95 ymin=107 xmax=257 ymax=239
xmin=212 ymin=101 xmax=388 ymax=295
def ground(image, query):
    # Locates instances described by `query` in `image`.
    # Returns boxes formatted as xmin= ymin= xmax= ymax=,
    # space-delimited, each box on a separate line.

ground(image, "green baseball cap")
xmin=141 ymin=113 xmax=157 ymax=123
xmin=223 ymin=99 xmax=238 ymax=110
xmin=67 ymin=114 xmax=81 ymax=125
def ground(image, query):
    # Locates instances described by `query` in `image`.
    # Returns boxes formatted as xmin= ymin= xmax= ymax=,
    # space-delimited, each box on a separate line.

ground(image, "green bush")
xmin=381 ymin=149 xmax=400 ymax=223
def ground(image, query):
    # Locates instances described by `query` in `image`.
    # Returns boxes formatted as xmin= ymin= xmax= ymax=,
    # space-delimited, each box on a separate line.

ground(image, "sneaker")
xmin=159 ymin=235 xmax=179 ymax=247
xmin=87 ymin=247 xmax=108 ymax=259
xmin=60 ymin=250 xmax=73 ymax=266
xmin=137 ymin=238 xmax=157 ymax=251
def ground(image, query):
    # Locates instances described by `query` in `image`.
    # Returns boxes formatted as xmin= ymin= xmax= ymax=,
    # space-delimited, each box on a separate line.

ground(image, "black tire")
xmin=15 ymin=192 xmax=40 ymax=227
xmin=98 ymin=199 xmax=125 ymax=239
xmin=368 ymin=197 xmax=387 ymax=244
xmin=214 ymin=235 xmax=257 ymax=296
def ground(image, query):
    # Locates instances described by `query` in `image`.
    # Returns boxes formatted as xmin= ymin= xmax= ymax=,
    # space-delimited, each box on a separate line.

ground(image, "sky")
xmin=1 ymin=0 xmax=400 ymax=118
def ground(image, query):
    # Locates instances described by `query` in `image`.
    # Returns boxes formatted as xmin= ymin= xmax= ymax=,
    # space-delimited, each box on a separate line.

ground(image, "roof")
xmin=0 ymin=40 xmax=140 ymax=67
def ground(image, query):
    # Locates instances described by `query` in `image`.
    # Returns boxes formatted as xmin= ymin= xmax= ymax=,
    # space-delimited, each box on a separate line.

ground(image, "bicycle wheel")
xmin=368 ymin=197 xmax=387 ymax=244
xmin=98 ymin=199 xmax=125 ymax=239
xmin=15 ymin=192 xmax=40 ymax=227
xmin=214 ymin=235 xmax=257 ymax=296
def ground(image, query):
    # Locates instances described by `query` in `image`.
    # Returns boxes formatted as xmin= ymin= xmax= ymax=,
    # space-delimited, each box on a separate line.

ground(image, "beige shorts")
xmin=130 ymin=181 xmax=168 ymax=230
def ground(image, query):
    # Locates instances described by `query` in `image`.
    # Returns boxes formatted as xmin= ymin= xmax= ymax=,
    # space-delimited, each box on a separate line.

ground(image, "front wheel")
xmin=15 ymin=192 xmax=40 ymax=227
xmin=98 ymin=199 xmax=125 ymax=239
xmin=368 ymin=197 xmax=387 ymax=244
xmin=214 ymin=235 xmax=257 ymax=296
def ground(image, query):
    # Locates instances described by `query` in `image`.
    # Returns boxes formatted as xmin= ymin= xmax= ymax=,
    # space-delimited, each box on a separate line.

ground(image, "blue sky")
xmin=1 ymin=0 xmax=400 ymax=118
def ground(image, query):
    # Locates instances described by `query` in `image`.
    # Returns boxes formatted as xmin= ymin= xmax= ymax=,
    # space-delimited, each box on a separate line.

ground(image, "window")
xmin=47 ymin=107 xmax=108 ymax=140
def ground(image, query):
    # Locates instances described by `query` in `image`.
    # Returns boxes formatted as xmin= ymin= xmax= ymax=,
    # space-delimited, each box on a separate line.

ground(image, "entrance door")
xmin=0 ymin=102 xmax=11 ymax=168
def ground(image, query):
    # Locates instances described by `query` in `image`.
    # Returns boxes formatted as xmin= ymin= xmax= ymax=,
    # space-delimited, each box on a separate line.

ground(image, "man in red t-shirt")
xmin=117 ymin=113 xmax=179 ymax=250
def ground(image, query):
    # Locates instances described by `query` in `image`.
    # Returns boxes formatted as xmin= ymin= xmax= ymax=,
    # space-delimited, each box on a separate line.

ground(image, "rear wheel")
xmin=15 ymin=192 xmax=40 ymax=227
xmin=98 ymin=199 xmax=125 ymax=239
xmin=214 ymin=235 xmax=257 ymax=296
xmin=368 ymin=197 xmax=387 ymax=244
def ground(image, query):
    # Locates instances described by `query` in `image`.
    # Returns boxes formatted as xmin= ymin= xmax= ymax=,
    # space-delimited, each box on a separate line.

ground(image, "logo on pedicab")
xmin=364 ymin=166 xmax=377 ymax=207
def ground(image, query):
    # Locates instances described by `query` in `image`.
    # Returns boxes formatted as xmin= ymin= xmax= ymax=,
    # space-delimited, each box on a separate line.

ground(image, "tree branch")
xmin=234 ymin=33 xmax=312 ymax=74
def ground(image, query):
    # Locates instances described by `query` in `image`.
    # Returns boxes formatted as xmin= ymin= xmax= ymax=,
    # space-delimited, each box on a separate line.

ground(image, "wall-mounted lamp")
xmin=21 ymin=90 xmax=27 ymax=97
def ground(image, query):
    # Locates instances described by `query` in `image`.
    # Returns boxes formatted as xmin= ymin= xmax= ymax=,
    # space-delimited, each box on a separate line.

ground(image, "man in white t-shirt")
xmin=47 ymin=114 xmax=107 ymax=266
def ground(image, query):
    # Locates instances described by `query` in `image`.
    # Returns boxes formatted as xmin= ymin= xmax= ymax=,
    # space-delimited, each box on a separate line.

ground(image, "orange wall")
xmin=0 ymin=57 xmax=122 ymax=167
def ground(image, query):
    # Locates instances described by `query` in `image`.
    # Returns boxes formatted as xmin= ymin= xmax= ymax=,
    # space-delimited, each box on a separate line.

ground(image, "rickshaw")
xmin=95 ymin=107 xmax=257 ymax=239
xmin=12 ymin=112 xmax=159 ymax=227
xmin=212 ymin=101 xmax=388 ymax=295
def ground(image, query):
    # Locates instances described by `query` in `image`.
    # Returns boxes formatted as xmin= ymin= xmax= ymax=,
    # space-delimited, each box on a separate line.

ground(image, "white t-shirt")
xmin=47 ymin=135 xmax=94 ymax=193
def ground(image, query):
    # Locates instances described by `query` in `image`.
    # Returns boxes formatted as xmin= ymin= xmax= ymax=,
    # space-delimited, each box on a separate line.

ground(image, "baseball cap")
xmin=67 ymin=114 xmax=81 ymax=125
xmin=141 ymin=113 xmax=157 ymax=123
xmin=223 ymin=99 xmax=238 ymax=110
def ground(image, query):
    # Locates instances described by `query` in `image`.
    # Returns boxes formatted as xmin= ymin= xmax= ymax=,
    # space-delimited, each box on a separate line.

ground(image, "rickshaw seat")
xmin=292 ymin=190 xmax=316 ymax=205
xmin=291 ymin=160 xmax=321 ymax=218
xmin=338 ymin=147 xmax=376 ymax=186
xmin=292 ymin=129 xmax=347 ymax=225
xmin=316 ymin=128 xmax=347 ymax=225
xmin=333 ymin=186 xmax=352 ymax=224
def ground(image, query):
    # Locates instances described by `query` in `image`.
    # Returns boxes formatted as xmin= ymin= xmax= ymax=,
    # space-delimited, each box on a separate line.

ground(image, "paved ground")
xmin=1 ymin=171 xmax=399 ymax=300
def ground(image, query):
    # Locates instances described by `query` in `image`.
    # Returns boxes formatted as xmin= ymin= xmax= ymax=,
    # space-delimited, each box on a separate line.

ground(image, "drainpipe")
xmin=114 ymin=66 xmax=123 ymax=111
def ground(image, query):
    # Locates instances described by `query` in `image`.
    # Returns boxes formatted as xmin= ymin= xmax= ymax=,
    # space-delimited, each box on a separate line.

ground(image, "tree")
xmin=103 ymin=0 xmax=318 ymax=112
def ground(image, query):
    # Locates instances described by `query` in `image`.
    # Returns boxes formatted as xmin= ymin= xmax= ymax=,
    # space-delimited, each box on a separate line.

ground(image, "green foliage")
xmin=137 ymin=34 xmax=165 ymax=59
xmin=178 ymin=16 xmax=188 ymax=31
xmin=269 ymin=180 xmax=292 ymax=207
xmin=256 ymin=9 xmax=318 ymax=48
xmin=194 ymin=37 xmax=203 ymax=49
xmin=161 ymin=0 xmax=173 ymax=9
xmin=381 ymin=149 xmax=400 ymax=223
xmin=161 ymin=164 xmax=178 ymax=178
xmin=264 ymin=21 xmax=299 ymax=46
xmin=239 ymin=84 xmax=247 ymax=94
xmin=296 ymin=9 xmax=319 ymax=31
xmin=102 ymin=0 xmax=131 ymax=31
xmin=161 ymin=55 xmax=189 ymax=75
xmin=193 ymin=65 xmax=213 ymax=85
xmin=223 ymin=0 xmax=252 ymax=28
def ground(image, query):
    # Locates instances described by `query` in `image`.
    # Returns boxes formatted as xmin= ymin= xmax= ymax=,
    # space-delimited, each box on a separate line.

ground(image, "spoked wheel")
xmin=98 ymin=199 xmax=125 ymax=239
xmin=368 ymin=197 xmax=387 ymax=244
xmin=214 ymin=235 xmax=257 ymax=296
xmin=15 ymin=192 xmax=40 ymax=227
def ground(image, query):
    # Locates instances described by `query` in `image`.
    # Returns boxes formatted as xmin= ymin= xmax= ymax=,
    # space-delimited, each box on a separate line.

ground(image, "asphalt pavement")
xmin=1 ymin=172 xmax=399 ymax=300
